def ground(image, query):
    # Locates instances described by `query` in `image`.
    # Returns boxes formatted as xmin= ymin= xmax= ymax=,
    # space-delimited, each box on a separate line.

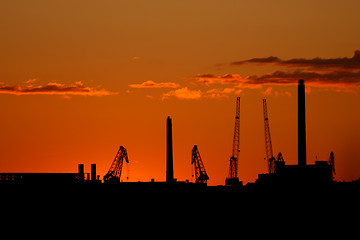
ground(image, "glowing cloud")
xmin=129 ymin=80 xmax=180 ymax=89
xmin=0 ymin=81 xmax=116 ymax=96
xmin=162 ymin=87 xmax=202 ymax=100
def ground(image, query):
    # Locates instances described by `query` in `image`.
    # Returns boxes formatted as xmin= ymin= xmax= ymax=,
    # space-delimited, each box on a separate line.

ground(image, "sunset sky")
xmin=1 ymin=0 xmax=360 ymax=185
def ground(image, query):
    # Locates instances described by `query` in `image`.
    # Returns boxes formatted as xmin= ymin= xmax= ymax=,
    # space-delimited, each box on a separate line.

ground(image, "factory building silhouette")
xmin=0 ymin=79 xmax=356 ymax=193
xmin=256 ymin=79 xmax=333 ymax=186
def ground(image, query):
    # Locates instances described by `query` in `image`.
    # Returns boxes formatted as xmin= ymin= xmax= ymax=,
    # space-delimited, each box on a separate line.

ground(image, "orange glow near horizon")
xmin=1 ymin=1 xmax=360 ymax=185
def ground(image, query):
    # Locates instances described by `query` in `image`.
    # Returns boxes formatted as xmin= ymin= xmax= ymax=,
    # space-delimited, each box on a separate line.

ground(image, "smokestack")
xmin=298 ymin=79 xmax=307 ymax=166
xmin=91 ymin=164 xmax=96 ymax=181
xmin=166 ymin=116 xmax=174 ymax=183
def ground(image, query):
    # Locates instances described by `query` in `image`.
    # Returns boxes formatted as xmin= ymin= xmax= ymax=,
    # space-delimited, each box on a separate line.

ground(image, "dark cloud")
xmin=232 ymin=56 xmax=280 ymax=65
xmin=195 ymin=73 xmax=216 ymax=78
xmin=248 ymin=70 xmax=360 ymax=87
xmin=194 ymin=70 xmax=360 ymax=88
xmin=194 ymin=73 xmax=246 ymax=85
xmin=0 ymin=82 xmax=115 ymax=96
xmin=232 ymin=50 xmax=360 ymax=70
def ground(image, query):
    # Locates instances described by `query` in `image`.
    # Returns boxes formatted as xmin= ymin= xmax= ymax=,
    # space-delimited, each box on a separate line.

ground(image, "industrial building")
xmin=256 ymin=79 xmax=333 ymax=186
xmin=0 ymin=163 xmax=100 ymax=184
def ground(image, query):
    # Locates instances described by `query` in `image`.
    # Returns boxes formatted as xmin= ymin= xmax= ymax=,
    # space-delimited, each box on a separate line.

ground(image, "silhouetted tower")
xmin=78 ymin=164 xmax=84 ymax=182
xmin=91 ymin=164 xmax=97 ymax=181
xmin=166 ymin=116 xmax=174 ymax=183
xmin=225 ymin=97 xmax=240 ymax=185
xmin=298 ymin=79 xmax=307 ymax=166
xmin=263 ymin=99 xmax=276 ymax=174
xmin=328 ymin=152 xmax=335 ymax=177
xmin=191 ymin=145 xmax=209 ymax=184
xmin=103 ymin=146 xmax=129 ymax=183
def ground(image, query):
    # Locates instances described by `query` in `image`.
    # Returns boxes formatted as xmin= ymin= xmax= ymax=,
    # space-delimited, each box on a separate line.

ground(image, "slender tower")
xmin=225 ymin=97 xmax=240 ymax=185
xmin=166 ymin=116 xmax=174 ymax=183
xmin=298 ymin=79 xmax=307 ymax=166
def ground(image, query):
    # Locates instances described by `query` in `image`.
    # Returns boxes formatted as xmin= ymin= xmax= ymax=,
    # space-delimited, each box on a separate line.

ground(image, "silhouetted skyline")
xmin=0 ymin=1 xmax=360 ymax=185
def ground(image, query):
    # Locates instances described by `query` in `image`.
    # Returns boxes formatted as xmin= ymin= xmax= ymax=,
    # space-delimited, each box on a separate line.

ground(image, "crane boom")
xmin=191 ymin=145 xmax=209 ymax=184
xmin=226 ymin=97 xmax=240 ymax=185
xmin=103 ymin=146 xmax=129 ymax=183
xmin=263 ymin=99 xmax=275 ymax=174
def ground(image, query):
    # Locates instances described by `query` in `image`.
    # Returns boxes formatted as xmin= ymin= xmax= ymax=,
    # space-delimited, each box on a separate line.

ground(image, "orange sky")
xmin=1 ymin=0 xmax=360 ymax=185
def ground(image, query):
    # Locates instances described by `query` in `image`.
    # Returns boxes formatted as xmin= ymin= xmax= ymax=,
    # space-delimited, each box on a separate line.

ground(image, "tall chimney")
xmin=91 ymin=164 xmax=96 ymax=181
xmin=166 ymin=116 xmax=174 ymax=183
xmin=298 ymin=79 xmax=307 ymax=166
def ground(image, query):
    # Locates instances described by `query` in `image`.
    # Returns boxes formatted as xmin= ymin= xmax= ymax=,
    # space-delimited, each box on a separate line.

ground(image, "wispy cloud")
xmin=129 ymin=51 xmax=360 ymax=100
xmin=205 ymin=88 xmax=240 ymax=99
xmin=194 ymin=73 xmax=247 ymax=85
xmin=0 ymin=81 xmax=116 ymax=96
xmin=129 ymin=80 xmax=180 ymax=89
xmin=232 ymin=50 xmax=360 ymax=70
xmin=162 ymin=87 xmax=202 ymax=100
xmin=226 ymin=50 xmax=360 ymax=90
xmin=162 ymin=87 xmax=242 ymax=100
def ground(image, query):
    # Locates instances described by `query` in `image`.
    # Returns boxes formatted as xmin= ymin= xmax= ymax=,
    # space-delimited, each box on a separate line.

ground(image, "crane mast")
xmin=263 ymin=99 xmax=276 ymax=174
xmin=226 ymin=97 xmax=240 ymax=185
xmin=103 ymin=146 xmax=129 ymax=183
xmin=191 ymin=145 xmax=209 ymax=184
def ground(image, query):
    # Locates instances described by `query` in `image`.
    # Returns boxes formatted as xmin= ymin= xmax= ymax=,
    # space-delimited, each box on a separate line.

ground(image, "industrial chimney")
xmin=166 ymin=116 xmax=174 ymax=183
xmin=298 ymin=79 xmax=307 ymax=166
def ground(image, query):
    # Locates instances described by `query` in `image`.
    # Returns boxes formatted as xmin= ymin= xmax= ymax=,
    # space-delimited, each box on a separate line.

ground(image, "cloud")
xmin=248 ymin=70 xmax=360 ymax=87
xmin=193 ymin=73 xmax=260 ymax=89
xmin=231 ymin=50 xmax=360 ymax=70
xmin=218 ymin=50 xmax=360 ymax=91
xmin=194 ymin=70 xmax=360 ymax=88
xmin=129 ymin=80 xmax=180 ymax=89
xmin=162 ymin=87 xmax=202 ymax=100
xmin=25 ymin=78 xmax=38 ymax=85
xmin=194 ymin=73 xmax=249 ymax=86
xmin=232 ymin=56 xmax=280 ymax=65
xmin=0 ymin=81 xmax=116 ymax=96
xmin=162 ymin=87 xmax=241 ymax=100
xmin=262 ymin=87 xmax=273 ymax=96
xmin=204 ymin=88 xmax=237 ymax=99
xmin=130 ymin=51 xmax=360 ymax=101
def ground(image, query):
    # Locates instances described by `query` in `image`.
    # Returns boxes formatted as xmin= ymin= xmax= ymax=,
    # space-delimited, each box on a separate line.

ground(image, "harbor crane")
xmin=263 ymin=99 xmax=276 ymax=174
xmin=225 ymin=97 xmax=240 ymax=186
xmin=103 ymin=146 xmax=129 ymax=183
xmin=191 ymin=145 xmax=209 ymax=184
